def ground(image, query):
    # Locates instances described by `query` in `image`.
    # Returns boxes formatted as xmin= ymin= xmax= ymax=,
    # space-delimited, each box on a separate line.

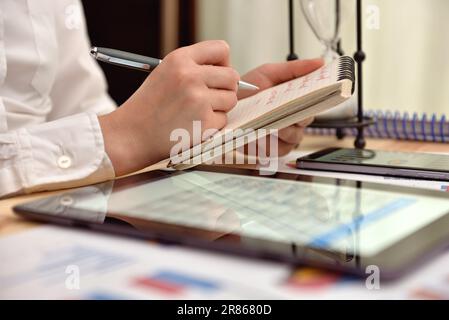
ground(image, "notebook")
xmin=167 ymin=56 xmax=356 ymax=169
xmin=308 ymin=111 xmax=449 ymax=143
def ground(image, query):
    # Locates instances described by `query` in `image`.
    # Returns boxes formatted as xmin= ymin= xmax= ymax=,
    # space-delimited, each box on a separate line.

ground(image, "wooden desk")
xmin=1 ymin=135 xmax=448 ymax=236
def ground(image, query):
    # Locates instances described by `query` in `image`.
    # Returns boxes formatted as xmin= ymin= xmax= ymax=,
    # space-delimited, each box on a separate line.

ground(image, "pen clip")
xmin=92 ymin=49 xmax=152 ymax=72
xmin=107 ymin=57 xmax=152 ymax=71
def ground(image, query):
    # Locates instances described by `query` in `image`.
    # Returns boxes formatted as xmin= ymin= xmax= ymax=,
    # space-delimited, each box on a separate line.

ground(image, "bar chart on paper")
xmin=0 ymin=226 xmax=289 ymax=299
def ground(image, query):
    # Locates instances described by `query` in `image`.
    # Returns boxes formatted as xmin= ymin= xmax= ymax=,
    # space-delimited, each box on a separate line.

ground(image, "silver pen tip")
xmin=239 ymin=81 xmax=259 ymax=91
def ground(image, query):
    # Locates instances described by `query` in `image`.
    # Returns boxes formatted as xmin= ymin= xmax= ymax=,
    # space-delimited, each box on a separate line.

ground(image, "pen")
xmin=90 ymin=47 xmax=259 ymax=91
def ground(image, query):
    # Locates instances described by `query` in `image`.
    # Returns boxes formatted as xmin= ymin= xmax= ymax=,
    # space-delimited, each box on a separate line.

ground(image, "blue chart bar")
xmin=85 ymin=292 xmax=129 ymax=300
xmin=310 ymin=198 xmax=416 ymax=248
xmin=150 ymin=270 xmax=220 ymax=291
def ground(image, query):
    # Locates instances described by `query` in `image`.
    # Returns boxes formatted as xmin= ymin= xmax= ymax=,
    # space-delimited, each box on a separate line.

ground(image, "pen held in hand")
xmin=90 ymin=46 xmax=259 ymax=91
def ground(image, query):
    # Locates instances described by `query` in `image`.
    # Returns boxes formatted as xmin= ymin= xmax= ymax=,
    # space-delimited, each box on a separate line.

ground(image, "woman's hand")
xmin=239 ymin=58 xmax=324 ymax=156
xmin=99 ymin=40 xmax=240 ymax=176
xmin=99 ymin=39 xmax=324 ymax=177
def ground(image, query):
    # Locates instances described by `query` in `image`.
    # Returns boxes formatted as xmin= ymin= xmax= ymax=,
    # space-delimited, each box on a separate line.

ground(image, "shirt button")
xmin=60 ymin=195 xmax=74 ymax=206
xmin=57 ymin=155 xmax=72 ymax=169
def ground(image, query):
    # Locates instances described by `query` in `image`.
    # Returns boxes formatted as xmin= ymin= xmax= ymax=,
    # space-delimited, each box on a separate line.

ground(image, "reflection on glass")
xmin=28 ymin=182 xmax=114 ymax=223
xmin=103 ymin=172 xmax=425 ymax=263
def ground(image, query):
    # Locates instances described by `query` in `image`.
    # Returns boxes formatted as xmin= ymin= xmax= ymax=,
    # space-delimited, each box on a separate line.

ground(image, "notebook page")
xmin=224 ymin=60 xmax=338 ymax=131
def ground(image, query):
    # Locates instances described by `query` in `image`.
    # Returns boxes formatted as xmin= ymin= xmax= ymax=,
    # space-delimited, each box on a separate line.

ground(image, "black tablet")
xmin=13 ymin=166 xmax=449 ymax=280
xmin=297 ymin=148 xmax=449 ymax=181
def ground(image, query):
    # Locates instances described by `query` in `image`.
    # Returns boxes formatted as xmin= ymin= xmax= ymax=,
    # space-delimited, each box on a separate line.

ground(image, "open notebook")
xmin=168 ymin=56 xmax=355 ymax=169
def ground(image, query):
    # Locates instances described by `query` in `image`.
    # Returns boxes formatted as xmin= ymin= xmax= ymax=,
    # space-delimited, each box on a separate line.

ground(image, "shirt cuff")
xmin=11 ymin=112 xmax=115 ymax=195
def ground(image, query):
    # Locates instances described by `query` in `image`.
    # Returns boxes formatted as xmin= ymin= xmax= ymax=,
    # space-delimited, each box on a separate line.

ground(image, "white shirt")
xmin=0 ymin=0 xmax=117 ymax=197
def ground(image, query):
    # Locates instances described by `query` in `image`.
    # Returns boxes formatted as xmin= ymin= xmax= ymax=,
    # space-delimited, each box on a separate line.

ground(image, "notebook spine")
xmin=307 ymin=110 xmax=449 ymax=143
xmin=337 ymin=56 xmax=356 ymax=94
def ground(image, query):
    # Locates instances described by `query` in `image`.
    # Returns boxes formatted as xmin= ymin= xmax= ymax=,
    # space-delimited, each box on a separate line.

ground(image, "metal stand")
xmin=287 ymin=0 xmax=299 ymax=61
xmin=335 ymin=0 xmax=344 ymax=56
xmin=353 ymin=0 xmax=367 ymax=149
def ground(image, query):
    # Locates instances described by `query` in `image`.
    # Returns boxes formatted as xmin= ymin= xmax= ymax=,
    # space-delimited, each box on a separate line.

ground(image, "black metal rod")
xmin=356 ymin=0 xmax=363 ymax=121
xmin=354 ymin=0 xmax=366 ymax=149
xmin=287 ymin=0 xmax=299 ymax=61
xmin=335 ymin=0 xmax=344 ymax=55
xmin=335 ymin=0 xmax=341 ymax=39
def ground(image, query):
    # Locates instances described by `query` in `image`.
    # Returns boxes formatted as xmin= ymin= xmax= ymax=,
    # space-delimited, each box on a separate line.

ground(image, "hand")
xmin=99 ymin=40 xmax=240 ymax=176
xmin=239 ymin=59 xmax=324 ymax=157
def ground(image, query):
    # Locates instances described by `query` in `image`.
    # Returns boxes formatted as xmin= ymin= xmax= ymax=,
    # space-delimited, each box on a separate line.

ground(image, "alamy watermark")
xmin=365 ymin=265 xmax=381 ymax=290
xmin=64 ymin=4 xmax=82 ymax=30
xmin=65 ymin=264 xmax=80 ymax=290
xmin=366 ymin=4 xmax=381 ymax=30
xmin=169 ymin=121 xmax=280 ymax=173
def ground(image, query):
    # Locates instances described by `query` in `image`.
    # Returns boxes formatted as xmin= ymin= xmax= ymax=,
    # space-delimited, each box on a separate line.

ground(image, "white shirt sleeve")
xmin=0 ymin=0 xmax=118 ymax=198
xmin=0 ymin=111 xmax=115 ymax=198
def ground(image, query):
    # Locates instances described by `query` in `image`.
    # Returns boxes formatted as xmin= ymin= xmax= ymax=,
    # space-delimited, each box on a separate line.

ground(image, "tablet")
xmin=297 ymin=148 xmax=449 ymax=180
xmin=13 ymin=166 xmax=449 ymax=280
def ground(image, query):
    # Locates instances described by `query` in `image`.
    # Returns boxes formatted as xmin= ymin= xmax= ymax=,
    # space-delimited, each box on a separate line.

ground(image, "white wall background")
xmin=197 ymin=0 xmax=449 ymax=116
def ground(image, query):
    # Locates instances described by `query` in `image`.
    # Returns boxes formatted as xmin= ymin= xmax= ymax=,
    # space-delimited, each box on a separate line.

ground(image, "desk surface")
xmin=1 ymin=135 xmax=448 ymax=237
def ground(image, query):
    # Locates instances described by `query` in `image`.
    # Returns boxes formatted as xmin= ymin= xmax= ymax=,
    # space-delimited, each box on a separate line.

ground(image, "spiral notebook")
xmin=308 ymin=111 xmax=449 ymax=143
xmin=168 ymin=56 xmax=356 ymax=169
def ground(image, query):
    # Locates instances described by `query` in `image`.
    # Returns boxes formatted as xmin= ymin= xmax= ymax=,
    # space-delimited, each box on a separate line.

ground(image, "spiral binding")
xmin=337 ymin=56 xmax=356 ymax=94
xmin=307 ymin=110 xmax=449 ymax=143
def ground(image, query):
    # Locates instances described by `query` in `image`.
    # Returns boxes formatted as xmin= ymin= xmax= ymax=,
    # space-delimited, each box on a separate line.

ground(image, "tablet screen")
xmin=69 ymin=171 xmax=449 ymax=259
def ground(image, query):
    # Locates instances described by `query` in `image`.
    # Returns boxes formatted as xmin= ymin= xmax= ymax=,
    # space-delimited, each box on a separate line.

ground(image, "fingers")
xmin=276 ymin=140 xmax=298 ymax=157
xmin=295 ymin=117 xmax=314 ymax=128
xmin=205 ymin=111 xmax=228 ymax=131
xmin=161 ymin=41 xmax=238 ymax=132
xmin=201 ymin=65 xmax=239 ymax=112
xmin=250 ymin=136 xmax=298 ymax=157
xmin=259 ymin=58 xmax=324 ymax=86
xmin=201 ymin=63 xmax=239 ymax=113
xmin=187 ymin=40 xmax=231 ymax=66
xmin=208 ymin=89 xmax=238 ymax=112
xmin=202 ymin=65 xmax=240 ymax=91
xmin=266 ymin=133 xmax=304 ymax=157
xmin=278 ymin=126 xmax=305 ymax=145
